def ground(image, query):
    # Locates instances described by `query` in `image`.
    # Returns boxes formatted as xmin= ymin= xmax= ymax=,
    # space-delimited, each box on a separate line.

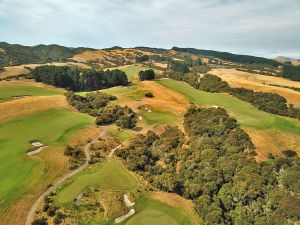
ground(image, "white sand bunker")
xmin=114 ymin=194 xmax=135 ymax=223
xmin=115 ymin=209 xmax=135 ymax=223
xmin=27 ymin=142 xmax=48 ymax=156
xmin=31 ymin=142 xmax=43 ymax=147
xmin=124 ymin=194 xmax=135 ymax=207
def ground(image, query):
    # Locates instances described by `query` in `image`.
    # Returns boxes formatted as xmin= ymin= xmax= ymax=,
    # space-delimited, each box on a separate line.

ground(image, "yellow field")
xmin=211 ymin=68 xmax=300 ymax=106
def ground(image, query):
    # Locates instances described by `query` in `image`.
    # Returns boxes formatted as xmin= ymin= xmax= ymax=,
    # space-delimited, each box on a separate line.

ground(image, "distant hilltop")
xmin=274 ymin=56 xmax=300 ymax=65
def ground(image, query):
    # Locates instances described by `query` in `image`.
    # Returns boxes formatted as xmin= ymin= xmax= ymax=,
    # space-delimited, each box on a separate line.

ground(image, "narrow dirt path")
xmin=25 ymin=128 xmax=107 ymax=225
xmin=108 ymin=145 xmax=122 ymax=158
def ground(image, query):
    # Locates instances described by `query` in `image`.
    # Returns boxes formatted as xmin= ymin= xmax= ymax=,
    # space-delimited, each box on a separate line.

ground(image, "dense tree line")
xmin=282 ymin=64 xmax=300 ymax=81
xmin=138 ymin=69 xmax=155 ymax=81
xmin=172 ymin=47 xmax=280 ymax=67
xmin=167 ymin=71 xmax=300 ymax=120
xmin=0 ymin=42 xmax=91 ymax=67
xmin=117 ymin=106 xmax=300 ymax=224
xmin=66 ymin=92 xmax=136 ymax=129
xmin=32 ymin=65 xmax=129 ymax=91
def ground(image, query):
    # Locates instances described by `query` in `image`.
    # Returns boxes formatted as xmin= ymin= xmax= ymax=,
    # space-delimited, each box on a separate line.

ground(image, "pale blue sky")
xmin=0 ymin=0 xmax=299 ymax=58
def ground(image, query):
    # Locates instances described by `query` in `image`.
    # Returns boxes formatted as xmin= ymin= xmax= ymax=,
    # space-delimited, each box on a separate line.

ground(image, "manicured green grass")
xmin=55 ymin=159 xmax=138 ymax=204
xmin=0 ymin=108 xmax=93 ymax=212
xmin=0 ymin=86 xmax=64 ymax=100
xmin=123 ymin=197 xmax=194 ymax=225
xmin=142 ymin=110 xmax=179 ymax=125
xmin=77 ymin=85 xmax=137 ymax=97
xmin=157 ymin=79 xmax=300 ymax=135
xmin=117 ymin=65 xmax=161 ymax=83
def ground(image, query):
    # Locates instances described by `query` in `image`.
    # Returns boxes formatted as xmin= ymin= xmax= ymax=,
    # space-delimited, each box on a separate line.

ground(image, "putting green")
xmin=124 ymin=197 xmax=194 ymax=225
xmin=157 ymin=79 xmax=300 ymax=135
xmin=55 ymin=159 xmax=138 ymax=204
xmin=0 ymin=108 xmax=93 ymax=212
xmin=0 ymin=85 xmax=64 ymax=100
xmin=143 ymin=110 xmax=179 ymax=125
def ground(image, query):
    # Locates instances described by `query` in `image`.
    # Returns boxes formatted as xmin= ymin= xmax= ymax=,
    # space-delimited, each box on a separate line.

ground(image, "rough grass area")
xmin=0 ymin=85 xmax=64 ymax=100
xmin=55 ymin=159 xmax=138 ymax=204
xmin=142 ymin=109 xmax=179 ymax=125
xmin=0 ymin=108 xmax=93 ymax=217
xmin=123 ymin=197 xmax=195 ymax=225
xmin=107 ymin=127 xmax=132 ymax=142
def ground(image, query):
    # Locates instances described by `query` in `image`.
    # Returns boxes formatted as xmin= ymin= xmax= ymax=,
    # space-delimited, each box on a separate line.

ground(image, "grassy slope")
xmin=123 ymin=197 xmax=194 ymax=225
xmin=55 ymin=159 xmax=138 ymax=204
xmin=0 ymin=86 xmax=64 ymax=100
xmin=0 ymin=108 xmax=93 ymax=212
xmin=157 ymin=79 xmax=300 ymax=135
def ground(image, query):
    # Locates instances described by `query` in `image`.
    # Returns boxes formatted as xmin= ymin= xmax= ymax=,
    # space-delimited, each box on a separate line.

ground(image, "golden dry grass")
xmin=0 ymin=65 xmax=30 ymax=78
xmin=274 ymin=57 xmax=300 ymax=66
xmin=0 ymin=95 xmax=69 ymax=121
xmin=211 ymin=68 xmax=300 ymax=107
xmin=245 ymin=128 xmax=300 ymax=161
xmin=140 ymin=81 xmax=189 ymax=113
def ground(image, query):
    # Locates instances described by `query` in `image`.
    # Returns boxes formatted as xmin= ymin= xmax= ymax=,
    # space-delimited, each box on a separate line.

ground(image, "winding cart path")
xmin=25 ymin=128 xmax=106 ymax=225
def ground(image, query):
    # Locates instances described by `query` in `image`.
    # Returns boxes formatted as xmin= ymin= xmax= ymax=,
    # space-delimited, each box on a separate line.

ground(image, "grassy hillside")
xmin=0 ymin=108 xmax=93 ymax=213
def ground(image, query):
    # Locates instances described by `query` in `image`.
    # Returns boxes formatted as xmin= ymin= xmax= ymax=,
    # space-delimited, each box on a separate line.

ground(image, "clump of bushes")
xmin=64 ymin=145 xmax=86 ymax=170
xmin=138 ymin=69 xmax=155 ymax=81
xmin=96 ymin=105 xmax=137 ymax=129
xmin=66 ymin=92 xmax=137 ymax=129
xmin=144 ymin=92 xmax=154 ymax=98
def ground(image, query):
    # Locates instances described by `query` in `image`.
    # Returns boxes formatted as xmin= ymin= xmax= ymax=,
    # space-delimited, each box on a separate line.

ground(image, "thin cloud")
xmin=0 ymin=0 xmax=299 ymax=58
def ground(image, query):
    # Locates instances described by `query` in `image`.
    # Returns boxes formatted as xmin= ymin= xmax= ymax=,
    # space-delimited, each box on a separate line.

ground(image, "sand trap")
xmin=27 ymin=146 xmax=48 ymax=156
xmin=124 ymin=194 xmax=135 ymax=207
xmin=31 ymin=142 xmax=43 ymax=147
xmin=115 ymin=209 xmax=135 ymax=223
